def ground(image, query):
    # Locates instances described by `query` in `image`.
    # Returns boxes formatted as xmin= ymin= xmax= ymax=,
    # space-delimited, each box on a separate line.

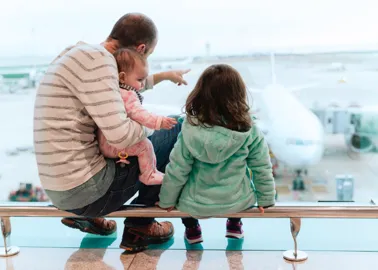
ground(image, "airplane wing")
xmin=287 ymin=82 xmax=319 ymax=92
xmin=247 ymin=82 xmax=319 ymax=94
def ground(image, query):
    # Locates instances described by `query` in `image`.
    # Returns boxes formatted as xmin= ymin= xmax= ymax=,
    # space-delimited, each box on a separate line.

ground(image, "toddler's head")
xmin=185 ymin=64 xmax=252 ymax=131
xmin=114 ymin=48 xmax=148 ymax=91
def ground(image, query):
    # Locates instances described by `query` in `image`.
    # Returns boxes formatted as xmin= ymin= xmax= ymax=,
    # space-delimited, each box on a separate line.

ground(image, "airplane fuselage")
xmin=254 ymin=84 xmax=325 ymax=170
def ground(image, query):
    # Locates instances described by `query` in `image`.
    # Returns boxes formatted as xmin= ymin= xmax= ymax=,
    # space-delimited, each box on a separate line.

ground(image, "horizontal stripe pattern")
xmin=33 ymin=42 xmax=147 ymax=191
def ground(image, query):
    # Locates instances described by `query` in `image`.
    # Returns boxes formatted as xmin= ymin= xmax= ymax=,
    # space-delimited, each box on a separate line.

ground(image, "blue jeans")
xmin=66 ymin=121 xmax=182 ymax=226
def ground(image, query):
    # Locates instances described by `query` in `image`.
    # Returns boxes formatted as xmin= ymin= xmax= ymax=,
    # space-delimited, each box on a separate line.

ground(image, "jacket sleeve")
xmin=122 ymin=90 xmax=163 ymax=130
xmin=158 ymin=133 xmax=193 ymax=208
xmin=71 ymin=54 xmax=147 ymax=149
xmin=246 ymin=126 xmax=276 ymax=207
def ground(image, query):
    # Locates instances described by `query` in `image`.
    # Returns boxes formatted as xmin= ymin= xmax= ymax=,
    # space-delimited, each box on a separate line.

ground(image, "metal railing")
xmin=1 ymin=201 xmax=378 ymax=261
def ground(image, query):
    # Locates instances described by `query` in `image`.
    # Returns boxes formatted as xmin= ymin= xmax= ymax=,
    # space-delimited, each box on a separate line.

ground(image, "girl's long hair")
xmin=185 ymin=64 xmax=252 ymax=132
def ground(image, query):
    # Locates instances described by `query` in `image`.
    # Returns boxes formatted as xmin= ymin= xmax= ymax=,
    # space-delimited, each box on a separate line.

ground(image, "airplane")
xmin=144 ymin=53 xmax=325 ymax=187
xmin=246 ymin=52 xmax=325 ymax=180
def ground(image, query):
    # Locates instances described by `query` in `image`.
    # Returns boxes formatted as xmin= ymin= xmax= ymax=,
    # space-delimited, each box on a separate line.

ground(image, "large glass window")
xmin=1 ymin=0 xmax=377 ymax=203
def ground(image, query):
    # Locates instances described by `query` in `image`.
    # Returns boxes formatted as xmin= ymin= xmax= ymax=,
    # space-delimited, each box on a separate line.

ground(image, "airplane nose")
xmin=300 ymin=145 xmax=324 ymax=166
xmin=281 ymin=143 xmax=324 ymax=168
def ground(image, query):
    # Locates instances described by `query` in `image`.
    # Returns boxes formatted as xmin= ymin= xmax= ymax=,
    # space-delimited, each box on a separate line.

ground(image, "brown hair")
xmin=108 ymin=13 xmax=157 ymax=52
xmin=113 ymin=48 xmax=147 ymax=74
xmin=185 ymin=64 xmax=252 ymax=132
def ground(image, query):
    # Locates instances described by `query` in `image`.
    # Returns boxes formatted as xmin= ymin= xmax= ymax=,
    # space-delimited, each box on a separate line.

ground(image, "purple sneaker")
xmin=226 ymin=219 xmax=244 ymax=239
xmin=184 ymin=225 xmax=203 ymax=244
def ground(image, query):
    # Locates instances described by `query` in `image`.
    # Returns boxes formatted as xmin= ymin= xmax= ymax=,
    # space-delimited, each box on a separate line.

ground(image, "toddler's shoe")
xmin=226 ymin=219 xmax=244 ymax=239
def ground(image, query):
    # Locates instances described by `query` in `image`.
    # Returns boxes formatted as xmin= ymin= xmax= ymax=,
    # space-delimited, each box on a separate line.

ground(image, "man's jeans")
xmin=66 ymin=120 xmax=182 ymax=226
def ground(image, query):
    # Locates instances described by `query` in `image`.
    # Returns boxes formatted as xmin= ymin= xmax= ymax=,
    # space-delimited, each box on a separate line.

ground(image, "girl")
xmin=158 ymin=64 xmax=276 ymax=244
xmin=97 ymin=48 xmax=177 ymax=185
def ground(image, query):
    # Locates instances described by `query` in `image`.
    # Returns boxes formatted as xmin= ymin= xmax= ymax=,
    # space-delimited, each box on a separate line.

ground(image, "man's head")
xmin=114 ymin=48 xmax=149 ymax=91
xmin=105 ymin=13 xmax=157 ymax=58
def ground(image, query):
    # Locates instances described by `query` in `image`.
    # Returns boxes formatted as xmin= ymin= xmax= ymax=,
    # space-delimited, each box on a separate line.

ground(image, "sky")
xmin=1 ymin=0 xmax=378 ymax=58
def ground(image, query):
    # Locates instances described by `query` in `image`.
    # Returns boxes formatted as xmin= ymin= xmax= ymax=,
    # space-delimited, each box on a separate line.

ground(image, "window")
xmin=1 ymin=0 xmax=377 ymax=205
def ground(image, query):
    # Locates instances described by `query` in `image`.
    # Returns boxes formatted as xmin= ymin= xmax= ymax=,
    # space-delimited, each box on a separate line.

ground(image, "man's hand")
xmin=161 ymin=117 xmax=177 ymax=130
xmin=153 ymin=69 xmax=191 ymax=86
xmin=165 ymin=69 xmax=191 ymax=85
xmin=155 ymin=202 xmax=175 ymax=212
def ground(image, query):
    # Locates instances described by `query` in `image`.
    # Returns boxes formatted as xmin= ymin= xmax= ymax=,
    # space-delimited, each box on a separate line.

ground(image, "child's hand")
xmin=161 ymin=117 xmax=177 ymax=130
xmin=155 ymin=202 xmax=175 ymax=212
xmin=258 ymin=204 xmax=275 ymax=214
xmin=165 ymin=69 xmax=191 ymax=86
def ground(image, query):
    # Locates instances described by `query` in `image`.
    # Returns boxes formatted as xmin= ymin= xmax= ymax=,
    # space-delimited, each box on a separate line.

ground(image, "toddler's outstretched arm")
xmin=247 ymin=126 xmax=276 ymax=207
xmin=121 ymin=90 xmax=177 ymax=130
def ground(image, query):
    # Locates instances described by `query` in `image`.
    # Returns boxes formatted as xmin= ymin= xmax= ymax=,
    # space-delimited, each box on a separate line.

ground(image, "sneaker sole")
xmin=119 ymin=244 xmax=148 ymax=254
xmin=120 ymin=228 xmax=174 ymax=252
xmin=185 ymin=235 xmax=203 ymax=245
xmin=61 ymin=218 xmax=116 ymax=236
xmin=225 ymin=232 xmax=244 ymax=239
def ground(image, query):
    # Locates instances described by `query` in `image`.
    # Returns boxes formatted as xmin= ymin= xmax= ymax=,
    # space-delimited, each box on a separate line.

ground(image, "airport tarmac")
xmin=274 ymin=134 xmax=378 ymax=202
xmin=0 ymin=132 xmax=376 ymax=203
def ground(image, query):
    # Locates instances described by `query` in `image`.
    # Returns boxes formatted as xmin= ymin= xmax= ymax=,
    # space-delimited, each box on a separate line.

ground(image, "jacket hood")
xmin=181 ymin=118 xmax=251 ymax=164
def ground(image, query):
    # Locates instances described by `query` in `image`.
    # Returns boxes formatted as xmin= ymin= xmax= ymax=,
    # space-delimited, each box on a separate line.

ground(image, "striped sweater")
xmin=33 ymin=42 xmax=152 ymax=191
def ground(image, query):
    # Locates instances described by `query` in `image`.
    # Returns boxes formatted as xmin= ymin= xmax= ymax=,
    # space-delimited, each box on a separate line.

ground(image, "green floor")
xmin=7 ymin=217 xmax=378 ymax=252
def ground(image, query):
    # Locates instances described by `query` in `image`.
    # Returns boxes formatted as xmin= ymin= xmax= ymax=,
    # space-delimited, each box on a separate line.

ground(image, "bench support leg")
xmin=0 ymin=217 xmax=20 ymax=257
xmin=283 ymin=217 xmax=308 ymax=262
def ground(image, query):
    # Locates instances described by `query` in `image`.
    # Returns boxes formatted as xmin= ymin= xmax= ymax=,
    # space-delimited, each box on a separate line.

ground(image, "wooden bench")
xmin=1 ymin=201 xmax=378 ymax=261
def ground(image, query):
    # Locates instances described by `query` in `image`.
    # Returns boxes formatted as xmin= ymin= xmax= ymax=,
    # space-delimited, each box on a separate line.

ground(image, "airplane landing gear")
xmin=292 ymin=170 xmax=305 ymax=191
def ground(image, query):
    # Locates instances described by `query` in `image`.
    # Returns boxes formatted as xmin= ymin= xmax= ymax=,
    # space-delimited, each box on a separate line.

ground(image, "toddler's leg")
xmin=181 ymin=218 xmax=199 ymax=228
xmin=229 ymin=218 xmax=241 ymax=223
xmin=226 ymin=218 xmax=244 ymax=239
xmin=97 ymin=129 xmax=123 ymax=158
xmin=182 ymin=218 xmax=203 ymax=244
xmin=125 ymin=139 xmax=164 ymax=185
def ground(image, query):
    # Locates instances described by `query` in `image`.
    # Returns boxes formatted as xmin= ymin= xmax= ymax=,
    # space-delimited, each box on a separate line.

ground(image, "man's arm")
xmin=153 ymin=69 xmax=190 ymax=86
xmin=67 ymin=53 xmax=146 ymax=149
xmin=139 ymin=70 xmax=191 ymax=94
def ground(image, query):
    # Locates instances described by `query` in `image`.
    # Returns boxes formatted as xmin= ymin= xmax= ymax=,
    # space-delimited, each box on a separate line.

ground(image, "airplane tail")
xmin=247 ymin=51 xmax=277 ymax=93
xmin=247 ymin=51 xmax=319 ymax=94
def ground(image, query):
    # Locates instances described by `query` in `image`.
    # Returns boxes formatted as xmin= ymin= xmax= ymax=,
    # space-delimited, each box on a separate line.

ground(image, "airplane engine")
xmin=344 ymin=112 xmax=377 ymax=153
xmin=345 ymin=132 xmax=375 ymax=153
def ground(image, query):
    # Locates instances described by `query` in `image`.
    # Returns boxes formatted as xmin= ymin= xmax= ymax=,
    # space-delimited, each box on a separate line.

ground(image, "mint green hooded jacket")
xmin=158 ymin=118 xmax=276 ymax=217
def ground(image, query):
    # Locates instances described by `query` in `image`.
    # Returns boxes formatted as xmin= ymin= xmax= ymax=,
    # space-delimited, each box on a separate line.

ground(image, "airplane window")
xmin=286 ymin=139 xmax=321 ymax=146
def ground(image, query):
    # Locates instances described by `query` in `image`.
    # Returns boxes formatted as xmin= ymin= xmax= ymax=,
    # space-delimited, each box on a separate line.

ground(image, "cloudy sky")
xmin=1 ymin=0 xmax=377 ymax=58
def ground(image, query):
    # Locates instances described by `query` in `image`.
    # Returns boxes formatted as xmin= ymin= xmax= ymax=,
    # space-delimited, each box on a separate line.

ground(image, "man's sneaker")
xmin=120 ymin=221 xmax=174 ymax=253
xmin=61 ymin=217 xmax=117 ymax=236
xmin=225 ymin=219 xmax=244 ymax=239
xmin=184 ymin=225 xmax=203 ymax=244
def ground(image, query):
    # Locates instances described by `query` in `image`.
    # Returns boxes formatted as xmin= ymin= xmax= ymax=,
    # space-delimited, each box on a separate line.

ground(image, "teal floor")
xmin=8 ymin=217 xmax=378 ymax=252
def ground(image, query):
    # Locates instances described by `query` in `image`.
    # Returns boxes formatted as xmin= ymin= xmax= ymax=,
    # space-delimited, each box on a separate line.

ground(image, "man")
xmin=33 ymin=13 xmax=188 ymax=253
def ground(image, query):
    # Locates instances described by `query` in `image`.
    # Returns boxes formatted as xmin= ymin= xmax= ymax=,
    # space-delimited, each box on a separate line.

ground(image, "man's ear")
xmin=136 ymin=44 xmax=146 ymax=54
xmin=119 ymin=72 xmax=126 ymax=84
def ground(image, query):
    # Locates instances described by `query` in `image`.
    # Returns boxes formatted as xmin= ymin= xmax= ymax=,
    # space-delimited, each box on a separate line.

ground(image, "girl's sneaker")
xmin=184 ymin=225 xmax=203 ymax=244
xmin=226 ymin=219 xmax=244 ymax=239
